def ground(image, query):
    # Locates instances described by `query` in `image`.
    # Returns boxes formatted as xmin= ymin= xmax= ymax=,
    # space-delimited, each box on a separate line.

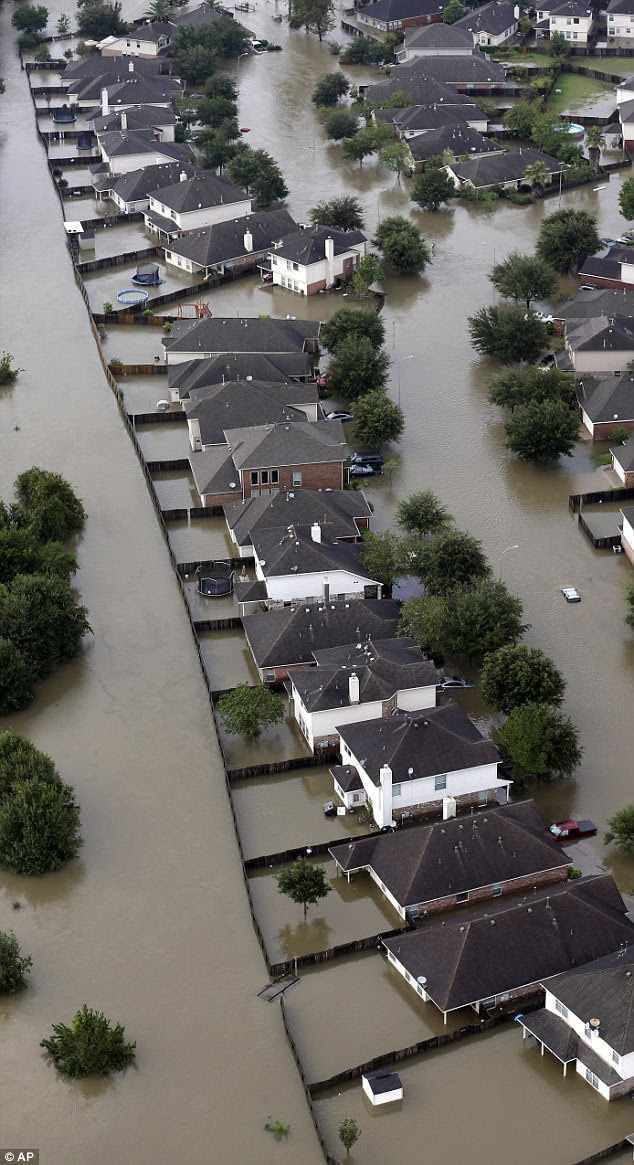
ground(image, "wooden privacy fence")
xmin=76 ymin=245 xmax=158 ymax=274
xmin=244 ymin=829 xmax=376 ymax=871
xmin=279 ymin=998 xmax=344 ymax=1165
xmin=226 ymin=753 xmax=337 ymax=782
xmin=570 ymin=486 xmax=634 ymax=512
xmin=570 ymin=1143 xmax=632 ymax=1165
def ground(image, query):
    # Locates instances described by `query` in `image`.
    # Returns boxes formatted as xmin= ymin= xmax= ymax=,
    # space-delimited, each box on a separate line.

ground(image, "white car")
xmin=561 ymin=586 xmax=581 ymax=603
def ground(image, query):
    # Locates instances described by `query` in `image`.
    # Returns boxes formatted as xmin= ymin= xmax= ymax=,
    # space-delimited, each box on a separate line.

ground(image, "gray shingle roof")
xmin=168 ymin=353 xmax=314 ymax=399
xmin=338 ymin=703 xmax=499 ymax=785
xmin=271 ymin=226 xmax=366 ymax=265
xmin=403 ymin=21 xmax=474 ymax=49
xmin=450 ymin=147 xmax=562 ymax=188
xmin=164 ymin=316 xmax=320 ymax=356
xmin=384 ymin=875 xmax=634 ymax=1012
xmin=455 ymin=0 xmax=518 ymax=36
xmin=393 ymin=53 xmax=510 ymax=84
xmin=330 ymin=800 xmax=569 ymax=908
xmin=365 ymin=75 xmax=475 ymax=107
xmin=577 ymin=256 xmax=624 ymax=282
xmin=554 ymin=288 xmax=634 ymax=323
xmin=544 ymin=947 xmax=634 ymax=1055
xmin=252 ymin=523 xmax=372 ymax=580
xmin=388 ymin=103 xmax=487 ymax=132
xmin=224 ymin=489 xmax=372 ymax=549
xmin=576 ymin=373 xmax=634 ymax=423
xmin=63 ymin=56 xmax=164 ymax=83
xmin=99 ymin=128 xmax=188 ymax=160
xmin=408 ymin=124 xmax=499 ymax=162
xmin=242 ymin=599 xmax=401 ymax=669
xmin=612 ymin=436 xmax=634 ymax=468
xmin=165 ymin=209 xmax=297 ymax=268
xmin=547 ymin=0 xmax=592 ymax=15
xmin=224 ymin=420 xmax=347 ymax=471
xmin=357 ymin=0 xmax=444 ymax=22
xmin=150 ymin=171 xmax=249 ymax=213
xmin=291 ymin=636 xmax=436 ymax=711
xmin=92 ymin=106 xmax=176 ymax=133
xmin=609 ymin=0 xmax=634 ymax=14
xmin=567 ymin=315 xmax=634 ymax=353
xmin=184 ymin=380 xmax=318 ymax=445
xmin=93 ymin=161 xmax=200 ymax=201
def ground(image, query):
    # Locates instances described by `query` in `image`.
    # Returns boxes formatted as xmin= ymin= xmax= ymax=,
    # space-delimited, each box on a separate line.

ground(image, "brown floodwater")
xmin=3 ymin=2 xmax=634 ymax=1161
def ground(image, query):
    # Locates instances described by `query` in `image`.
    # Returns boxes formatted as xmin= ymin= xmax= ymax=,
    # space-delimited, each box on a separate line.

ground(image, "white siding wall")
xmin=622 ymin=511 xmax=634 ymax=552
xmin=570 ymin=348 xmax=634 ymax=373
xmin=545 ymin=990 xmax=634 ymax=1082
xmin=258 ymin=568 xmax=377 ymax=603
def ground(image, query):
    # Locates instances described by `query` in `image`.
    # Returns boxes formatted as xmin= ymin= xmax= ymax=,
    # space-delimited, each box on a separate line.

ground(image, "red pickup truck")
xmin=548 ymin=819 xmax=597 ymax=842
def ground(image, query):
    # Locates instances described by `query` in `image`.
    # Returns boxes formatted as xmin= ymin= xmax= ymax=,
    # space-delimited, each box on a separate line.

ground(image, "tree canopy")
xmin=605 ymin=805 xmax=634 ymax=852
xmin=353 ymin=390 xmax=404 ymax=448
xmin=276 ymin=857 xmax=331 ymax=918
xmin=487 ymin=365 xmax=574 ymax=413
xmin=411 ymin=528 xmax=490 ymax=595
xmin=0 ymin=573 xmax=90 ymax=687
xmin=12 ymin=5 xmax=48 ymax=33
xmin=76 ymin=0 xmax=126 ymax=38
xmin=226 ymin=147 xmax=288 ymax=205
xmin=536 ymin=208 xmax=601 ymax=274
xmin=339 ymin=1117 xmax=362 ymax=1156
xmin=626 ymin=580 xmax=634 ymax=632
xmin=504 ymin=397 xmax=579 ymax=462
xmin=481 ymin=645 xmax=565 ymax=713
xmin=411 ymin=168 xmax=455 ymax=211
xmin=397 ymin=490 xmax=453 ymax=537
xmin=321 ymin=107 xmax=359 ymax=141
xmin=359 ymin=530 xmax=405 ymax=591
xmin=489 ymin=252 xmax=557 ymax=311
xmin=468 ymin=304 xmax=549 ymax=363
xmin=41 ymin=1005 xmax=136 ymax=1077
xmin=374 ymin=216 xmax=431 ymax=274
xmin=400 ymin=577 xmax=527 ymax=662
xmin=325 ymin=334 xmax=390 ymax=400
xmin=0 ymin=931 xmax=32 ymax=995
xmin=320 ymin=306 xmax=384 ymax=352
xmin=496 ymin=702 xmax=582 ymax=779
xmin=291 ymin=0 xmax=335 ymax=38
xmin=309 ymin=195 xmax=364 ymax=231
xmin=312 ymin=72 xmax=349 ymax=106
xmin=217 ymin=683 xmax=284 ymax=740
xmin=14 ymin=467 xmax=86 ymax=543
xmin=0 ymin=732 xmax=82 ymax=875
xmin=619 ymin=176 xmax=634 ymax=222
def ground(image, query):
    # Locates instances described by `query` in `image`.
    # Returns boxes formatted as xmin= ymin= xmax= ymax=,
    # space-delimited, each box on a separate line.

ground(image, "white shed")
xmin=361 ymin=1069 xmax=404 ymax=1106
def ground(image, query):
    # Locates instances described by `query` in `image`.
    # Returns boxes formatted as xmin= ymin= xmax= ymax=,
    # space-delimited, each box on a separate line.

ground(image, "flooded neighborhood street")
xmin=1 ymin=0 xmax=634 ymax=1162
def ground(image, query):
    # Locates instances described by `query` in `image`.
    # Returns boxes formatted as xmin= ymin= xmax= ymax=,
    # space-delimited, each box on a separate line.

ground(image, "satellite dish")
xmin=417 ymin=976 xmax=427 ymax=986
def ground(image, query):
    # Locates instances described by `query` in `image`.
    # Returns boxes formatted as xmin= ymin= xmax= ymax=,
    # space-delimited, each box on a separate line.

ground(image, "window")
xmin=434 ymin=773 xmax=447 ymax=792
xmin=250 ymin=471 xmax=258 ymax=486
xmin=271 ymin=469 xmax=279 ymax=484
xmin=265 ymin=669 xmax=276 ymax=682
xmin=612 ymin=1049 xmax=620 ymax=1066
xmin=260 ymin=470 xmax=269 ymax=485
xmin=492 ymin=884 xmax=502 ymax=897
xmin=405 ymin=971 xmax=411 ymax=982
xmin=392 ymin=783 xmax=401 ymax=798
xmin=287 ymin=260 xmax=293 ymax=271
xmin=456 ymin=891 xmax=469 ymax=904
xmin=481 ymin=997 xmax=496 ymax=1011
xmin=555 ymin=999 xmax=568 ymax=1019
xmin=292 ymin=471 xmax=302 ymax=487
xmin=585 ymin=1068 xmax=600 ymax=1090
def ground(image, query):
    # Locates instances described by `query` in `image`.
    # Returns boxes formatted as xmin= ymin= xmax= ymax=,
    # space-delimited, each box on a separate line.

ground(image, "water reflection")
xmin=277 ymin=916 xmax=333 ymax=962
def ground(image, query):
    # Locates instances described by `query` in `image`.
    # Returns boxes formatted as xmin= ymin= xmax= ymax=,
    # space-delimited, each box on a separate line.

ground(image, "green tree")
xmin=309 ymin=195 xmax=365 ymax=231
xmin=359 ymin=530 xmax=405 ymax=591
xmin=146 ymin=0 xmax=171 ymax=15
xmin=0 ymin=931 xmax=32 ymax=994
xmin=226 ymin=147 xmax=288 ymax=205
xmin=443 ymin=0 xmax=463 ymax=19
xmin=489 ymin=253 xmax=557 ymax=311
xmin=340 ymin=35 xmax=386 ymax=64
xmin=536 ymin=208 xmax=601 ymax=274
xmin=585 ymin=124 xmax=605 ymax=174
xmin=11 ymin=5 xmax=48 ymax=33
xmin=605 ymin=804 xmax=634 ymax=852
xmin=0 ymin=731 xmax=59 ymax=799
xmin=481 ymin=645 xmax=565 ymax=713
xmin=353 ymin=390 xmax=404 ymax=447
xmin=411 ymin=167 xmax=455 ymax=211
xmin=374 ymin=216 xmax=431 ymax=274
xmin=619 ymin=175 xmax=634 ymax=221
xmin=197 ymin=124 xmax=240 ymax=170
xmin=76 ymin=0 xmax=126 ymax=37
xmin=326 ymin=334 xmax=390 ymax=400
xmin=0 ymin=353 xmax=22 ymax=386
xmin=339 ymin=1117 xmax=361 ymax=1157
xmin=626 ymin=580 xmax=634 ymax=631
xmin=0 ymin=527 xmax=75 ymax=585
xmin=504 ymin=398 xmax=579 ymax=462
xmin=550 ymin=30 xmax=571 ymax=57
xmin=292 ymin=0 xmax=335 ymax=39
xmin=0 ymin=573 xmax=90 ymax=683
xmin=348 ymin=253 xmax=381 ymax=298
xmin=56 ymin=13 xmax=70 ymax=32
xmin=275 ymin=856 xmax=331 ymax=918
xmin=400 ymin=578 xmax=527 ymax=662
xmin=204 ymin=75 xmax=238 ymax=101
xmin=0 ymin=776 xmax=83 ymax=875
xmin=342 ymin=122 xmax=391 ymax=167
xmin=523 ymin=160 xmax=551 ymax=199
xmin=320 ymin=306 xmax=384 ymax=352
xmin=197 ymin=94 xmax=237 ymax=128
xmin=487 ymin=365 xmax=574 ymax=413
xmin=217 ymin=683 xmax=284 ymax=740
xmin=41 ymin=1006 xmax=136 ymax=1077
xmin=502 ymin=99 xmax=540 ymax=140
xmin=14 ymin=468 xmax=86 ymax=543
xmin=412 ymin=528 xmax=490 ymax=595
xmin=322 ymin=107 xmax=359 ymax=140
xmin=497 ymin=703 xmax=582 ymax=779
xmin=397 ymin=490 xmax=453 ymax=537
xmin=0 ymin=640 xmax=37 ymax=716
xmin=312 ymin=72 xmax=349 ymax=106
xmin=468 ymin=304 xmax=548 ymax=363
xmin=378 ymin=140 xmax=410 ymax=183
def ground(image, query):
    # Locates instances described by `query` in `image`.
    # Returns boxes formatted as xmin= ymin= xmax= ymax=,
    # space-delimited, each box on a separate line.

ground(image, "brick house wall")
xmin=406 ymin=864 xmax=569 ymax=919
xmin=591 ymin=419 xmax=634 ymax=440
xmin=240 ymin=460 xmax=347 ymax=498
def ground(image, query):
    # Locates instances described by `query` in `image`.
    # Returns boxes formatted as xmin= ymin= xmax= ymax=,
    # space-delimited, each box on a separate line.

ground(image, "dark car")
xmin=348 ymin=451 xmax=384 ymax=468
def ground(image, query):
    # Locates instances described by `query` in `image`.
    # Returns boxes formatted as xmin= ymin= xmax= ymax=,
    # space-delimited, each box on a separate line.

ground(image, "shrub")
xmin=41 ymin=1005 xmax=136 ymax=1077
xmin=0 ymin=930 xmax=32 ymax=994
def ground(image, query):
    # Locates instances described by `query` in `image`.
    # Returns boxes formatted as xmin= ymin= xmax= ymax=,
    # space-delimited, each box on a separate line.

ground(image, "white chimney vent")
xmin=244 ymin=229 xmax=253 ymax=253
xmin=311 ymin=522 xmax=321 ymax=543
xmin=348 ymin=673 xmax=360 ymax=704
xmin=101 ymin=86 xmax=109 ymax=116
xmin=120 ymin=110 xmax=127 ymax=131
xmin=443 ymin=796 xmax=457 ymax=820
xmin=180 ymin=171 xmax=188 ymax=182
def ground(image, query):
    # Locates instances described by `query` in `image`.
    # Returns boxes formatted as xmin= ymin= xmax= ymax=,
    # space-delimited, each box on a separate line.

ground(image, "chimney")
xmin=180 ymin=171 xmax=188 ymax=182
xmin=244 ymin=228 xmax=253 ymax=253
xmin=101 ymin=86 xmax=109 ymax=116
xmin=349 ymin=673 xmax=360 ymax=704
xmin=120 ymin=110 xmax=127 ymax=131
xmin=322 ymin=576 xmax=330 ymax=602
xmin=325 ymin=236 xmax=335 ymax=288
xmin=128 ymin=59 xmax=134 ymax=72
xmin=311 ymin=521 xmax=321 ymax=543
xmin=378 ymin=763 xmax=393 ymax=829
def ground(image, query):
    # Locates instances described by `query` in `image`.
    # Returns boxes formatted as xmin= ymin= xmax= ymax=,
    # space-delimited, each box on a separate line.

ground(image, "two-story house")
xmin=163 ymin=316 xmax=320 ymax=370
xmin=162 ymin=209 xmax=297 ymax=278
xmin=144 ymin=172 xmax=252 ymax=241
xmin=536 ymin=0 xmax=593 ymax=43
xmin=266 ymin=226 xmax=367 ymax=296
xmin=183 ymin=380 xmax=320 ymax=451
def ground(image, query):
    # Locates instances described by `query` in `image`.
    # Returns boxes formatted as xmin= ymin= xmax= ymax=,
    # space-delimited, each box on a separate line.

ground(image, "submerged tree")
xmin=397 ymin=490 xmax=453 ymax=538
xmin=217 ymin=683 xmax=284 ymax=740
xmin=468 ymin=304 xmax=548 ymax=364
xmin=41 ymin=1005 xmax=136 ymax=1077
xmin=276 ymin=857 xmax=331 ymax=918
xmin=536 ymin=208 xmax=601 ymax=274
xmin=339 ymin=1117 xmax=361 ymax=1156
xmin=0 ymin=931 xmax=32 ymax=995
xmin=497 ymin=703 xmax=582 ymax=780
xmin=488 ymin=252 xmax=557 ymax=311
xmin=481 ymin=645 xmax=565 ymax=714
xmin=605 ymin=805 xmax=634 ymax=853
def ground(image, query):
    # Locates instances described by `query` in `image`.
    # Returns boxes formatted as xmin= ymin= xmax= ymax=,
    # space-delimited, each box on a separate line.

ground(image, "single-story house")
xmin=237 ymin=521 xmax=383 ymax=613
xmin=93 ymin=162 xmax=199 ymax=214
xmin=97 ymin=21 xmax=173 ymax=57
xmin=289 ymin=635 xmax=438 ymax=750
xmin=374 ymin=102 xmax=488 ymax=138
xmin=565 ymin=315 xmax=634 ymax=374
xmin=455 ymin=0 xmax=520 ymax=46
xmin=241 ymin=598 xmax=401 ymax=683
xmin=189 ymin=419 xmax=349 ymax=508
xmin=144 ymin=172 xmax=252 ymax=241
xmin=266 ymin=226 xmax=367 ymax=296
xmin=578 ymin=244 xmax=634 ymax=291
xmin=447 ymin=147 xmax=563 ymax=192
xmin=607 ymin=0 xmax=634 ymax=41
xmin=60 ymin=55 xmax=165 ymax=90
xmin=373 ymin=53 xmax=516 ymax=95
xmin=163 ymin=316 xmax=320 ymax=368
xmin=184 ymin=379 xmax=320 ymax=450
xmin=91 ymin=104 xmax=176 ymax=143
xmin=383 ymin=874 xmax=634 ymax=1022
xmin=167 ymin=352 xmax=315 ymax=403
xmin=224 ymin=488 xmax=372 ymax=558
xmin=163 ymin=209 xmax=297 ymax=277
xmin=336 ymin=703 xmax=509 ymax=828
xmin=612 ymin=436 xmax=634 ymax=485
xmin=576 ymin=373 xmax=634 ymax=438
xmin=96 ymin=127 xmax=191 ymax=176
xmin=552 ymin=288 xmax=634 ymax=331
xmin=518 ymin=947 xmax=634 ymax=1099
xmin=536 ymin=0 xmax=593 ymax=42
xmin=362 ymin=73 xmax=480 ymax=107
xmin=356 ymin=0 xmax=445 ymax=34
xmin=330 ymin=800 xmax=570 ymax=919
xmin=396 ymin=21 xmax=474 ymax=61
xmin=620 ymin=504 xmax=634 ymax=563
xmin=406 ymin=123 xmax=501 ymax=171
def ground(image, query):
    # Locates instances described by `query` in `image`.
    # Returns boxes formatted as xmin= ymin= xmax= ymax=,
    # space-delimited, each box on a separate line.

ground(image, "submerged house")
xmin=266 ymin=226 xmax=367 ymax=296
xmin=224 ymin=488 xmax=372 ymax=558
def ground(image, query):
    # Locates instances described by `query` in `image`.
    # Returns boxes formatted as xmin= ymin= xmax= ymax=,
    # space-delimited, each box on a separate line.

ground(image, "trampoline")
xmin=53 ymin=105 xmax=76 ymax=124
xmin=117 ymin=288 xmax=149 ymax=305
xmin=132 ymin=262 xmax=164 ymax=287
xmin=196 ymin=561 xmax=235 ymax=598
